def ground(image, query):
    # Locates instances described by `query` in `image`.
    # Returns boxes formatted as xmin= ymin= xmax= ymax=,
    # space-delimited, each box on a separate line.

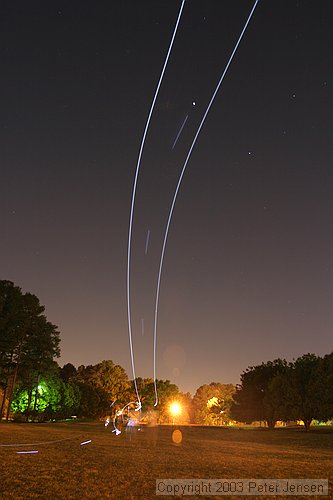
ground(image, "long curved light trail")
xmin=153 ymin=0 xmax=260 ymax=406
xmin=126 ymin=0 xmax=186 ymax=406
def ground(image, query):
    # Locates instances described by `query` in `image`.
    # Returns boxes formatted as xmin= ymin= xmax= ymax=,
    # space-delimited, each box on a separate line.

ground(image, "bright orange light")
xmin=170 ymin=402 xmax=181 ymax=417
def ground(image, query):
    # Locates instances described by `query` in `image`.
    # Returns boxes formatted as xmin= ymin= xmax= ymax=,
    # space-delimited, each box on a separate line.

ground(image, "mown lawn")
xmin=0 ymin=423 xmax=332 ymax=499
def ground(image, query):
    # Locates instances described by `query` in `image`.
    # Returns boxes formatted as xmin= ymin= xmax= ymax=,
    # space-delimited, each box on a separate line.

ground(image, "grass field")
xmin=0 ymin=422 xmax=332 ymax=499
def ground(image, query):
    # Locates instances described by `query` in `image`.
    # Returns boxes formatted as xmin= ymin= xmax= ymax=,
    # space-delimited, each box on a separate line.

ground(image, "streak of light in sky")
xmin=152 ymin=0 xmax=261 ymax=406
xmin=172 ymin=114 xmax=188 ymax=149
xmin=145 ymin=228 xmax=150 ymax=255
xmin=126 ymin=0 xmax=186 ymax=406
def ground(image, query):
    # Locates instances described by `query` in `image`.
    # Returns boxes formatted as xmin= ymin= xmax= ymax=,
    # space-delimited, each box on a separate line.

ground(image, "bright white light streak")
xmin=16 ymin=450 xmax=38 ymax=454
xmin=172 ymin=114 xmax=188 ymax=149
xmin=153 ymin=0 xmax=260 ymax=406
xmin=0 ymin=437 xmax=77 ymax=447
xmin=145 ymin=229 xmax=150 ymax=255
xmin=126 ymin=0 xmax=186 ymax=406
xmin=80 ymin=440 xmax=92 ymax=446
xmin=112 ymin=401 xmax=141 ymax=436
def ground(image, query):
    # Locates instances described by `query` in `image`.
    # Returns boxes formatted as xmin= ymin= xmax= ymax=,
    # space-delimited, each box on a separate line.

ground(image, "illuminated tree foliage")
xmin=11 ymin=375 xmax=81 ymax=421
xmin=193 ymin=383 xmax=236 ymax=425
xmin=0 ymin=280 xmax=60 ymax=420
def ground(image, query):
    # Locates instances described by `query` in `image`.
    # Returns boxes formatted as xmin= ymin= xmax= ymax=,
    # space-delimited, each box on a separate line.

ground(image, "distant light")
xmin=192 ymin=101 xmax=196 ymax=106
xmin=170 ymin=402 xmax=181 ymax=417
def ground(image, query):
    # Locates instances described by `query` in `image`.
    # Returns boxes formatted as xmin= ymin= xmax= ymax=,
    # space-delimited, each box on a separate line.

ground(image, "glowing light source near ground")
xmin=170 ymin=402 xmax=181 ymax=417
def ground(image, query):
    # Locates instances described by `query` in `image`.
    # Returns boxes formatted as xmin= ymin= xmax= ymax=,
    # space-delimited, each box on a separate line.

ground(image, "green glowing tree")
xmin=12 ymin=374 xmax=81 ymax=421
xmin=0 ymin=280 xmax=60 ymax=420
xmin=12 ymin=316 xmax=60 ymax=421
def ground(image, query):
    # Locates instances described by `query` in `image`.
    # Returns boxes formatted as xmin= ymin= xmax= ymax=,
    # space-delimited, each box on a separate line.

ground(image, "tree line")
xmin=1 ymin=280 xmax=332 ymax=429
xmin=231 ymin=354 xmax=333 ymax=429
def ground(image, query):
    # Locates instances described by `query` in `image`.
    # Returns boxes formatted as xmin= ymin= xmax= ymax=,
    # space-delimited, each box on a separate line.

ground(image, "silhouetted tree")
xmin=231 ymin=359 xmax=288 ymax=428
xmin=74 ymin=381 xmax=109 ymax=418
xmin=317 ymin=352 xmax=333 ymax=422
xmin=60 ymin=363 xmax=77 ymax=382
xmin=288 ymin=354 xmax=323 ymax=430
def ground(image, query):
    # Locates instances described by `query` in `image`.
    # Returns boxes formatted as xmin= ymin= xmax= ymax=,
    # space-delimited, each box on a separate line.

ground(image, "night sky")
xmin=1 ymin=1 xmax=332 ymax=395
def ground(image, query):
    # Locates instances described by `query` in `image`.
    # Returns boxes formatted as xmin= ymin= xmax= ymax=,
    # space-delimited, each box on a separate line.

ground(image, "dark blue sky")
xmin=1 ymin=0 xmax=332 ymax=394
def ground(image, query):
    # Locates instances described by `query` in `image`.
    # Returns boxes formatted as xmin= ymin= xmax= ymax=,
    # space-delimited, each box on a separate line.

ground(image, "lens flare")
xmin=172 ymin=429 xmax=183 ymax=444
